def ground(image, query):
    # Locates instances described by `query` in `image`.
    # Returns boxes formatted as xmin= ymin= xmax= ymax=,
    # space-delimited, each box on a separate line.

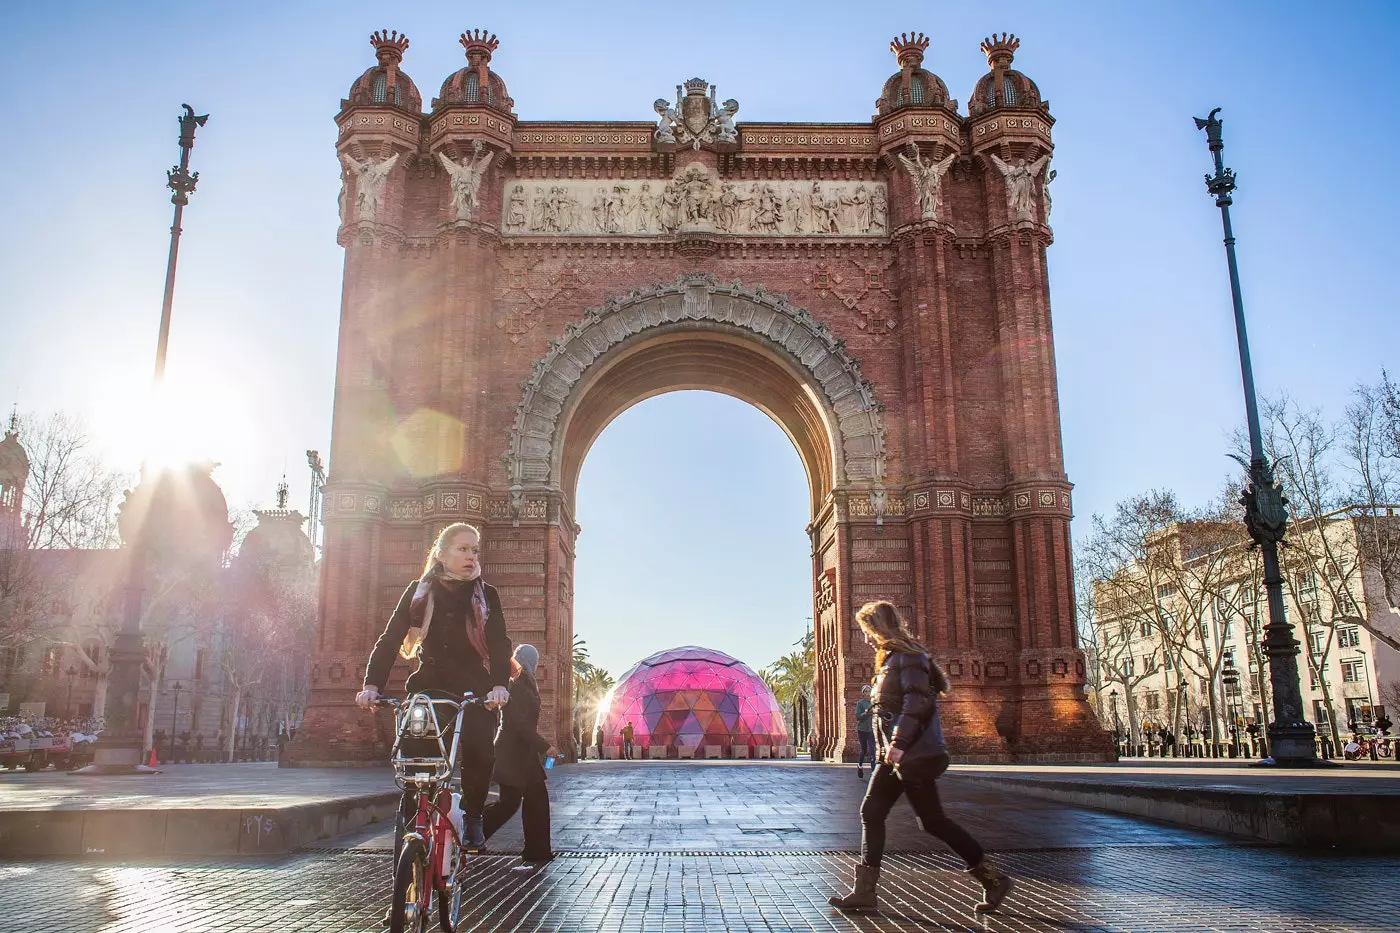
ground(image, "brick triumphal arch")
xmin=286 ymin=27 xmax=1112 ymax=766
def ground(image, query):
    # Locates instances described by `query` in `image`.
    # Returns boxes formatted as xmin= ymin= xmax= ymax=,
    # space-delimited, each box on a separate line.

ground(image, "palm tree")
xmin=764 ymin=634 xmax=815 ymax=747
xmin=575 ymin=666 xmax=615 ymax=746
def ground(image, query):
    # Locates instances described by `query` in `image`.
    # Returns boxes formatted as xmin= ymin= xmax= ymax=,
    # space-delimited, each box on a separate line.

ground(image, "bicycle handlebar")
xmin=370 ymin=693 xmax=487 ymax=711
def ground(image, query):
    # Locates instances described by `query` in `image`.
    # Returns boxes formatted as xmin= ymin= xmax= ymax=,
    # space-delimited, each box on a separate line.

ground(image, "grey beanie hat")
xmin=514 ymin=644 xmax=540 ymax=675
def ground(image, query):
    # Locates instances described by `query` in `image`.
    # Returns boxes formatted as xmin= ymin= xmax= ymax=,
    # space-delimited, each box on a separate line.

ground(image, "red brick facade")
xmin=284 ymin=29 xmax=1112 ymax=767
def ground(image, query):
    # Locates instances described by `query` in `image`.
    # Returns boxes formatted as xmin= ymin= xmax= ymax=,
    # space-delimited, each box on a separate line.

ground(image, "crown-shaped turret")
xmin=890 ymin=32 xmax=930 ymax=69
xmin=460 ymin=29 xmax=499 ymax=64
xmin=371 ymin=29 xmax=410 ymax=65
xmin=344 ymin=28 xmax=421 ymax=111
xmin=969 ymin=31 xmax=1043 ymax=115
xmin=877 ymin=31 xmax=950 ymax=116
xmin=980 ymin=32 xmax=1020 ymax=68
xmin=683 ymin=77 xmax=711 ymax=94
xmin=436 ymin=28 xmax=514 ymax=113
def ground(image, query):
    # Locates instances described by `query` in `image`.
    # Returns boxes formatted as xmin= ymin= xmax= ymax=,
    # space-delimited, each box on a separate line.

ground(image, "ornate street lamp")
xmin=64 ymin=666 xmax=77 ymax=719
xmin=1194 ymin=109 xmax=1323 ymax=766
xmin=168 ymin=680 xmax=184 ymax=763
xmin=77 ymin=105 xmax=210 ymax=775
xmin=1109 ymin=688 xmax=1123 ymax=745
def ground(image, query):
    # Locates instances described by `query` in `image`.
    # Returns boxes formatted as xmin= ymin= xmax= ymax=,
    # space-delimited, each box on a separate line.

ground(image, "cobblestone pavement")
xmin=4 ymin=846 xmax=1397 ymax=932
xmin=333 ymin=761 xmax=1230 ymax=854
xmin=5 ymin=761 xmax=1398 ymax=932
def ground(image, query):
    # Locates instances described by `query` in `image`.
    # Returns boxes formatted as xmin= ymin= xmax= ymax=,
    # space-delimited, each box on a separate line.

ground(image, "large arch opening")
xmin=572 ymin=390 xmax=813 ymax=758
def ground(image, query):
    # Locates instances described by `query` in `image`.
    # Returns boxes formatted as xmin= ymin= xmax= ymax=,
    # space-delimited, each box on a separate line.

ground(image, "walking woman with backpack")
xmin=829 ymin=600 xmax=1013 ymax=915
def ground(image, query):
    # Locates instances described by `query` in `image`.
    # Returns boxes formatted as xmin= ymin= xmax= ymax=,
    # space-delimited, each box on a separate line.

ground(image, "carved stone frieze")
xmin=501 ymin=172 xmax=888 ymax=238
xmin=505 ymin=274 xmax=887 ymax=489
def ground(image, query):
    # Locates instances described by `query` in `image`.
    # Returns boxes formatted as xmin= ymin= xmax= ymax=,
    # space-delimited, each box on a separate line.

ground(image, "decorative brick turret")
xmin=877 ymin=31 xmax=953 ymax=115
xmin=969 ymin=32 xmax=1045 ymax=115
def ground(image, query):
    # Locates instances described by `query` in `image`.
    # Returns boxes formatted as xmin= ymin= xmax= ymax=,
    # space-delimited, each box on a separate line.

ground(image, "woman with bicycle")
xmin=357 ymin=522 xmax=513 ymax=849
xmin=483 ymin=643 xmax=557 ymax=863
xmin=828 ymin=600 xmax=1013 ymax=916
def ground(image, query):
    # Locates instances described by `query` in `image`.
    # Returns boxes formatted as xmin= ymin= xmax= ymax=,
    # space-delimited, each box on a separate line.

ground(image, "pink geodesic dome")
xmin=594 ymin=646 xmax=790 ymax=754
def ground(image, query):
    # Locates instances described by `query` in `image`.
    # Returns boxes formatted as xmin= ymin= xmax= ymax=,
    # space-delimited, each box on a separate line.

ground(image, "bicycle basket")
xmin=390 ymin=694 xmax=457 ymax=785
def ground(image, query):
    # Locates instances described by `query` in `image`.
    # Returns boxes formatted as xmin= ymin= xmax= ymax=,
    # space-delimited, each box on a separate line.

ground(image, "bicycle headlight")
xmin=407 ymin=704 xmax=430 ymax=737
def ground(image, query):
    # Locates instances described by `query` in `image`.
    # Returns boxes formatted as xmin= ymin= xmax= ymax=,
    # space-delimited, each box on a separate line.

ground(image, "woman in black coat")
xmin=483 ymin=644 xmax=557 ymax=863
xmin=829 ymin=600 xmax=1014 ymax=915
xmin=355 ymin=523 xmax=513 ymax=849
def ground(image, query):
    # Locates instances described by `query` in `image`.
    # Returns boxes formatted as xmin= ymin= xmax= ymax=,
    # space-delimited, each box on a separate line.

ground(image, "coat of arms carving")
xmin=653 ymin=78 xmax=738 ymax=150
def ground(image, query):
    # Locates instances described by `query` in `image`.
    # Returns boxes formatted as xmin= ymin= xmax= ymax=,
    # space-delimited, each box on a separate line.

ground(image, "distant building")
xmin=1092 ymin=509 xmax=1400 ymax=747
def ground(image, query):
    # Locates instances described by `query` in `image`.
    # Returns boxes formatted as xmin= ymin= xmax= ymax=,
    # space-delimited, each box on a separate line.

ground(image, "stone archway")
xmin=505 ymin=274 xmax=887 ymax=756
xmin=505 ymin=273 xmax=887 ymax=504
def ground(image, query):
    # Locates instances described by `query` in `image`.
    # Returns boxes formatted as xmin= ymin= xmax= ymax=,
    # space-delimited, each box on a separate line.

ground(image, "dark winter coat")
xmin=871 ymin=649 xmax=947 ymax=759
xmin=492 ymin=672 xmax=550 ymax=788
xmin=364 ymin=578 xmax=512 ymax=700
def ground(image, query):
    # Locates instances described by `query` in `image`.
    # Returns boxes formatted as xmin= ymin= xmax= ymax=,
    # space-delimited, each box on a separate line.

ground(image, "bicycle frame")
xmin=376 ymin=692 xmax=483 ymax=932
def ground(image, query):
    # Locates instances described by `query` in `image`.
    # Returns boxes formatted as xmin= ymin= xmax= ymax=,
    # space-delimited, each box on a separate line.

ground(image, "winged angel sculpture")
xmin=340 ymin=152 xmax=399 ymax=223
xmin=897 ymin=145 xmax=956 ymax=222
xmin=438 ymin=140 xmax=496 ymax=222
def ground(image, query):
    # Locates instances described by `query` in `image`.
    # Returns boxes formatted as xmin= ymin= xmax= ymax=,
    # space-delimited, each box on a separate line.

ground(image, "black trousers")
xmin=483 ymin=782 xmax=552 ymax=860
xmin=857 ymin=731 xmax=876 ymax=770
xmin=859 ymin=763 xmax=984 ymax=870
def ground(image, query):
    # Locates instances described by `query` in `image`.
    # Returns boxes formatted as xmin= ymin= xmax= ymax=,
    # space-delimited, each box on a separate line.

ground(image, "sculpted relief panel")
xmin=502 ymin=170 xmax=888 ymax=238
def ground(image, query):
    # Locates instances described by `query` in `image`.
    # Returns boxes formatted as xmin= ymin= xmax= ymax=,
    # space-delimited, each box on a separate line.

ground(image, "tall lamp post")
xmin=78 ymin=105 xmax=209 ymax=775
xmin=167 ymin=680 xmax=184 ymax=763
xmin=64 ymin=666 xmax=77 ymax=719
xmin=1194 ymin=109 xmax=1321 ymax=766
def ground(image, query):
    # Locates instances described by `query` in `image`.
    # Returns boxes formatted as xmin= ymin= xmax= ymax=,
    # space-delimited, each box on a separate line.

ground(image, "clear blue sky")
xmin=4 ymin=2 xmax=1397 ymax=677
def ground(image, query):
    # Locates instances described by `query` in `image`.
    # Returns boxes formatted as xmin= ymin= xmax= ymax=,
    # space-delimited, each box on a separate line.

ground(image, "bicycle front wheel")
xmin=390 ymin=836 xmax=429 ymax=933
xmin=437 ymin=866 xmax=466 ymax=933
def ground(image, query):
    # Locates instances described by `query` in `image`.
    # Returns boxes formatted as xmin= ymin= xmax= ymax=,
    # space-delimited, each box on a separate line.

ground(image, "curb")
xmin=953 ymin=774 xmax=1400 ymax=852
xmin=0 ymin=791 xmax=402 ymax=858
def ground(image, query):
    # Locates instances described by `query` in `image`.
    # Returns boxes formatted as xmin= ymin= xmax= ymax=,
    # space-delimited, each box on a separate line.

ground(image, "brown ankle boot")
xmin=828 ymin=863 xmax=880 ymax=912
xmin=967 ymin=860 xmax=1013 ymax=913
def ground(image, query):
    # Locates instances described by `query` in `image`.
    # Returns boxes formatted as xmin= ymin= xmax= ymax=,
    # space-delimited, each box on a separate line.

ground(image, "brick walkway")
xmin=4 ymin=761 xmax=1397 ymax=932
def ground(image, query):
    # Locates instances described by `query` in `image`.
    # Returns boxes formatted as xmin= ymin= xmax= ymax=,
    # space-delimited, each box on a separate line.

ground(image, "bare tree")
xmin=1079 ymin=491 xmax=1179 ymax=746
xmin=1345 ymin=374 xmax=1400 ymax=645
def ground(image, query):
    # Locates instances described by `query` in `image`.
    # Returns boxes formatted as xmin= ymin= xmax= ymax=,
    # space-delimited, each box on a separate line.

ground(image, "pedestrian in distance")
xmin=621 ymin=721 xmax=636 ymax=759
xmin=595 ymin=725 xmax=605 ymax=758
xmin=829 ymin=600 xmax=1013 ymax=915
xmin=855 ymin=685 xmax=875 ymax=779
xmin=483 ymin=644 xmax=557 ymax=864
xmin=355 ymin=522 xmax=513 ymax=851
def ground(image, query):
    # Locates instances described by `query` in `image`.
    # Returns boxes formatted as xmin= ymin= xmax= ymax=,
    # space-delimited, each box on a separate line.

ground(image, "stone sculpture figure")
xmin=784 ymin=187 xmax=805 ymax=234
xmin=660 ymin=182 xmax=684 ymax=232
xmin=340 ymin=152 xmax=399 ymax=222
xmin=653 ymin=98 xmax=679 ymax=144
xmin=528 ymin=186 xmax=546 ymax=231
xmin=850 ymin=185 xmax=872 ymax=233
xmin=506 ymin=185 xmax=528 ymax=230
xmin=897 ymin=145 xmax=956 ymax=222
xmin=712 ymin=99 xmax=740 ymax=144
xmin=437 ymin=140 xmax=495 ymax=222
xmin=636 ymin=184 xmax=658 ymax=233
xmin=989 ymin=152 xmax=1050 ymax=221
xmin=870 ymin=186 xmax=889 ymax=232
xmin=1042 ymin=163 xmax=1056 ymax=221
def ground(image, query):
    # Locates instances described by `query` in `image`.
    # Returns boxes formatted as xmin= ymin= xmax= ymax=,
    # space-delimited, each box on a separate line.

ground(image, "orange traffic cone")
xmin=147 ymin=747 xmax=159 ymax=768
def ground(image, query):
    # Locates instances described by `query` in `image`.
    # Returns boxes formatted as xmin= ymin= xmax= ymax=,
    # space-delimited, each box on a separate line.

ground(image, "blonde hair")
xmin=854 ymin=600 xmax=949 ymax=692
xmin=421 ymin=522 xmax=482 ymax=578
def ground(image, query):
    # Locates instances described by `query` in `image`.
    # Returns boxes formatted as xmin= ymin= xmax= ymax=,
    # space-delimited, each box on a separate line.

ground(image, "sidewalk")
xmin=951 ymin=760 xmax=1400 ymax=850
xmin=0 ymin=763 xmax=399 ymax=857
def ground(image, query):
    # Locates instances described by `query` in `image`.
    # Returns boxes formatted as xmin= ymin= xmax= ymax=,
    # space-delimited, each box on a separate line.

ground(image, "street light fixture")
xmin=168 ymin=680 xmax=184 ymax=764
xmin=1194 ymin=109 xmax=1324 ymax=767
xmin=77 ymin=104 xmax=209 ymax=775
xmin=1109 ymin=688 xmax=1123 ymax=747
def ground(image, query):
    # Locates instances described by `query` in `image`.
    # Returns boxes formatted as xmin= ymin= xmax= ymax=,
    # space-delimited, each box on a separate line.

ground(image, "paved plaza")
xmin=4 ymin=760 xmax=1400 ymax=931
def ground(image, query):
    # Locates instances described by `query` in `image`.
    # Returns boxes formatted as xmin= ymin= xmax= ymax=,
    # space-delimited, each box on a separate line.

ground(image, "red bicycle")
xmin=374 ymin=693 xmax=483 ymax=933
